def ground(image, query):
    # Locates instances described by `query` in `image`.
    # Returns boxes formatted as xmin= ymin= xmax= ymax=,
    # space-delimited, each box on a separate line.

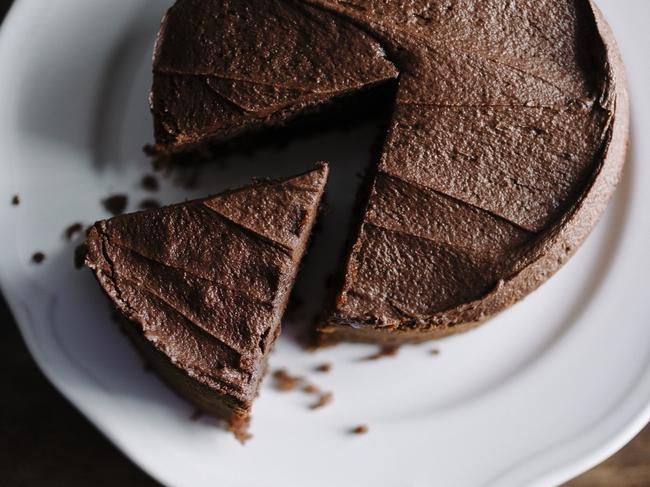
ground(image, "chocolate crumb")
xmin=11 ymin=194 xmax=20 ymax=206
xmin=302 ymin=383 xmax=320 ymax=394
xmin=102 ymin=194 xmax=128 ymax=216
xmin=141 ymin=174 xmax=159 ymax=192
xmin=272 ymin=369 xmax=303 ymax=392
xmin=430 ymin=348 xmax=440 ymax=355
xmin=363 ymin=345 xmax=400 ymax=361
xmin=64 ymin=222 xmax=84 ymax=241
xmin=315 ymin=362 xmax=332 ymax=373
xmin=139 ymin=198 xmax=161 ymax=210
xmin=351 ymin=424 xmax=369 ymax=435
xmin=310 ymin=392 xmax=333 ymax=410
xmin=31 ymin=252 xmax=46 ymax=264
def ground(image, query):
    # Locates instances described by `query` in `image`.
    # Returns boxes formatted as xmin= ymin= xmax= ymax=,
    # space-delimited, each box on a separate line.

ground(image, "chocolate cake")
xmin=150 ymin=1 xmax=629 ymax=345
xmin=84 ymin=164 xmax=329 ymax=440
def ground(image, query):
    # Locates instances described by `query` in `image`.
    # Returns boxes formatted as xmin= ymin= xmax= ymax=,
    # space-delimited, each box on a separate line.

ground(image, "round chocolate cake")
xmin=150 ymin=0 xmax=629 ymax=345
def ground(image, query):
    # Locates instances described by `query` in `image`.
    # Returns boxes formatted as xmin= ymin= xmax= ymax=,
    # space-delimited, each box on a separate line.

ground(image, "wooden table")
xmin=0 ymin=1 xmax=647 ymax=485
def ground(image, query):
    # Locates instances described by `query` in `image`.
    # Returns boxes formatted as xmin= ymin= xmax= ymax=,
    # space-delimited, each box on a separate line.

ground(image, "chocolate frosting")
xmin=85 ymin=164 xmax=328 ymax=412
xmin=150 ymin=1 xmax=628 ymax=343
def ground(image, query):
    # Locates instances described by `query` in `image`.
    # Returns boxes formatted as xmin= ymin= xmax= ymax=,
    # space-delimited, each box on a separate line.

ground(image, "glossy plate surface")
xmin=0 ymin=1 xmax=648 ymax=486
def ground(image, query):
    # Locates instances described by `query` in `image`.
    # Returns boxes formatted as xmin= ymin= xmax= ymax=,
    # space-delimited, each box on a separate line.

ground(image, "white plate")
xmin=1 ymin=1 xmax=649 ymax=486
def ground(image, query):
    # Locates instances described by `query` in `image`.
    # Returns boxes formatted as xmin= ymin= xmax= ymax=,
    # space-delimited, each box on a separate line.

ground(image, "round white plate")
xmin=1 ymin=1 xmax=649 ymax=486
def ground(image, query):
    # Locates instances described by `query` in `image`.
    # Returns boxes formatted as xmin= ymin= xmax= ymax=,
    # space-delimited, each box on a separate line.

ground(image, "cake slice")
xmin=84 ymin=164 xmax=328 ymax=441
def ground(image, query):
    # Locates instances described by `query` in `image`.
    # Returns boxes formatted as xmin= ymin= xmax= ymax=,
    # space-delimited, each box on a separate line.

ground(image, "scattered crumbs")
xmin=430 ymin=348 xmax=440 ymax=356
xmin=31 ymin=252 xmax=46 ymax=264
xmin=11 ymin=194 xmax=20 ymax=206
xmin=315 ymin=362 xmax=332 ymax=373
xmin=273 ymin=368 xmax=331 ymax=410
xmin=141 ymin=174 xmax=159 ymax=192
xmin=351 ymin=424 xmax=369 ymax=435
xmin=363 ymin=345 xmax=400 ymax=361
xmin=302 ymin=383 xmax=320 ymax=394
xmin=139 ymin=198 xmax=161 ymax=210
xmin=310 ymin=392 xmax=333 ymax=410
xmin=102 ymin=194 xmax=128 ymax=216
xmin=190 ymin=408 xmax=203 ymax=421
xmin=272 ymin=368 xmax=303 ymax=392
xmin=64 ymin=222 xmax=84 ymax=241
xmin=74 ymin=243 xmax=88 ymax=269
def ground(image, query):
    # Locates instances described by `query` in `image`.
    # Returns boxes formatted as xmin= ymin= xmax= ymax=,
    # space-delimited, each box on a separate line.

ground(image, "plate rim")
xmin=1 ymin=1 xmax=649 ymax=486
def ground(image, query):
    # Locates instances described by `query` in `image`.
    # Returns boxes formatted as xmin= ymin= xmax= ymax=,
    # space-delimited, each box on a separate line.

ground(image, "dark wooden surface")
xmin=0 ymin=1 xmax=647 ymax=486
xmin=1 ymin=295 xmax=160 ymax=487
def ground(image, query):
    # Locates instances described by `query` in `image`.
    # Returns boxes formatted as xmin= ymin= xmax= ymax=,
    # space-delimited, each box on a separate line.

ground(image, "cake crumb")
xmin=139 ymin=198 xmax=161 ymax=210
xmin=310 ymin=392 xmax=333 ymax=410
xmin=64 ymin=222 xmax=84 ymax=241
xmin=31 ymin=252 xmax=46 ymax=264
xmin=74 ymin=243 xmax=88 ymax=269
xmin=302 ymin=383 xmax=320 ymax=394
xmin=351 ymin=424 xmax=369 ymax=435
xmin=102 ymin=194 xmax=128 ymax=216
xmin=272 ymin=369 xmax=303 ymax=392
xmin=315 ymin=362 xmax=332 ymax=373
xmin=363 ymin=345 xmax=400 ymax=361
xmin=141 ymin=174 xmax=159 ymax=192
xmin=430 ymin=348 xmax=440 ymax=356
xmin=11 ymin=194 xmax=20 ymax=206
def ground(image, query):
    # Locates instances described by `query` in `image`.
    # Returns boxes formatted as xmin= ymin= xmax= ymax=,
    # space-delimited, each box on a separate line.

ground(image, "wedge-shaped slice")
xmin=84 ymin=164 xmax=328 ymax=441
